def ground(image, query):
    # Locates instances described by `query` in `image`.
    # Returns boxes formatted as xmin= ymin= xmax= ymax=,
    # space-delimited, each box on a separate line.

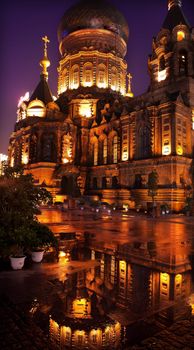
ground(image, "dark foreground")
xmin=1 ymin=208 xmax=194 ymax=349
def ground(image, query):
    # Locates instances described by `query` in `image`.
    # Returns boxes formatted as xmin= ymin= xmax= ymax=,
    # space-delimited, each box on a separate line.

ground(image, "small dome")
xmin=47 ymin=101 xmax=60 ymax=111
xmin=58 ymin=0 xmax=129 ymax=43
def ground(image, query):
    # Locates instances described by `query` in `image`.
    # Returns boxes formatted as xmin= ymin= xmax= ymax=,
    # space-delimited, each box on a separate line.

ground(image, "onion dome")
xmin=58 ymin=0 xmax=129 ymax=43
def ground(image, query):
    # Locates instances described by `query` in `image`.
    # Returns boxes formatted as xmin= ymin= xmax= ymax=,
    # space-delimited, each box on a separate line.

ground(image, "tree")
xmin=147 ymin=170 xmax=159 ymax=211
xmin=0 ymin=166 xmax=55 ymax=257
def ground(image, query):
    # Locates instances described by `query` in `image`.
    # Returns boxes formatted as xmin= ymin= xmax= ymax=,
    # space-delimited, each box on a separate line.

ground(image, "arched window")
xmin=93 ymin=140 xmax=98 ymax=166
xmin=29 ymin=135 xmax=37 ymax=163
xmin=102 ymin=176 xmax=107 ymax=189
xmin=110 ymin=67 xmax=118 ymax=91
xmin=179 ymin=50 xmax=188 ymax=75
xmin=137 ymin=126 xmax=151 ymax=159
xmin=42 ymin=134 xmax=57 ymax=162
xmin=113 ymin=135 xmax=118 ymax=163
xmin=97 ymin=64 xmax=107 ymax=88
xmin=93 ymin=177 xmax=98 ymax=189
xmin=83 ymin=63 xmax=93 ymax=87
xmin=159 ymin=55 xmax=165 ymax=71
xmin=103 ymin=137 xmax=108 ymax=164
xmin=177 ymin=30 xmax=185 ymax=42
xmin=61 ymin=68 xmax=67 ymax=93
xmin=71 ymin=65 xmax=79 ymax=89
xmin=62 ymin=133 xmax=73 ymax=164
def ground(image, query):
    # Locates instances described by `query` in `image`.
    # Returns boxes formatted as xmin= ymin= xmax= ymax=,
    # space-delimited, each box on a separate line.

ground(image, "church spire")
xmin=39 ymin=36 xmax=51 ymax=80
xmin=168 ymin=0 xmax=182 ymax=11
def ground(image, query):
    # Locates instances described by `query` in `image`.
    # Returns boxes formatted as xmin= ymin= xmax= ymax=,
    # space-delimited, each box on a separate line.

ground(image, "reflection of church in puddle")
xmin=49 ymin=231 xmax=192 ymax=349
xmin=8 ymin=0 xmax=194 ymax=211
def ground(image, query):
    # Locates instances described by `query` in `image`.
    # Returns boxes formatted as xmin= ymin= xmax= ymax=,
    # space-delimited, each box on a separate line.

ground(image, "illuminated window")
xmin=103 ymin=137 xmax=108 ymax=164
xmin=94 ymin=141 xmax=98 ymax=166
xmin=97 ymin=64 xmax=107 ymax=88
xmin=62 ymin=133 xmax=73 ymax=164
xmin=60 ymin=68 xmax=67 ymax=93
xmin=113 ymin=135 xmax=118 ymax=163
xmin=71 ymin=65 xmax=79 ymax=89
xmin=83 ymin=63 xmax=93 ymax=87
xmin=158 ymin=69 xmax=167 ymax=82
xmin=110 ymin=67 xmax=118 ymax=91
xmin=192 ymin=111 xmax=194 ymax=130
xmin=177 ymin=30 xmax=185 ymax=41
xmin=79 ymin=100 xmax=92 ymax=118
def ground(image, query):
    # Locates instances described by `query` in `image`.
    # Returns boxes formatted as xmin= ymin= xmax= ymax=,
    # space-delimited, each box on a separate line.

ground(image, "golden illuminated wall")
xmin=58 ymin=51 xmax=127 ymax=95
xmin=58 ymin=28 xmax=127 ymax=96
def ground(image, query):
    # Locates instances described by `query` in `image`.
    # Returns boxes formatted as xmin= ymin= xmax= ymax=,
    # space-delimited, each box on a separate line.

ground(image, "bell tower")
xmin=148 ymin=0 xmax=194 ymax=91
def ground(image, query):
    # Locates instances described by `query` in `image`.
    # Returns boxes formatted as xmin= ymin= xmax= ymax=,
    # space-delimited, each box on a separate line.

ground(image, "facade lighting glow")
xmin=158 ymin=69 xmax=167 ymax=82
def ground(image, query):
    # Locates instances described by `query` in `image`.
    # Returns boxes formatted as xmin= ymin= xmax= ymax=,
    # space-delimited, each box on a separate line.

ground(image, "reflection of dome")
xmin=58 ymin=0 xmax=129 ymax=43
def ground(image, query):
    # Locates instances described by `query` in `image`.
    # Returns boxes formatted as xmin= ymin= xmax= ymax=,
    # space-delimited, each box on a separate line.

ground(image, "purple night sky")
xmin=0 ymin=0 xmax=194 ymax=154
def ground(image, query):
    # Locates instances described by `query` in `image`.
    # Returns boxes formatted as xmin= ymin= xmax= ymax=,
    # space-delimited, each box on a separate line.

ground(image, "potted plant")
xmin=0 ymin=225 xmax=32 ymax=270
xmin=0 ymin=166 xmax=54 ymax=269
xmin=28 ymin=221 xmax=58 ymax=263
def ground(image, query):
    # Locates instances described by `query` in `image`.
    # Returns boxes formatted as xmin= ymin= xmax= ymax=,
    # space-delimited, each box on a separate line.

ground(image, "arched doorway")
xmin=61 ymin=176 xmax=74 ymax=195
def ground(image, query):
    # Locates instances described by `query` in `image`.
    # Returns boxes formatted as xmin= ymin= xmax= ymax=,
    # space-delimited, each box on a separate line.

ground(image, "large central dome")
xmin=58 ymin=0 xmax=129 ymax=43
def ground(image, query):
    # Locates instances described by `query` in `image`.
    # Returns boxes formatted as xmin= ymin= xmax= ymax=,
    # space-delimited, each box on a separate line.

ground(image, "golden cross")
xmin=42 ymin=35 xmax=50 ymax=56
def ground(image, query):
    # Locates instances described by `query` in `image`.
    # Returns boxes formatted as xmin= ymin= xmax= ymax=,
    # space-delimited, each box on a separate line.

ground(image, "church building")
xmin=8 ymin=0 xmax=194 ymax=210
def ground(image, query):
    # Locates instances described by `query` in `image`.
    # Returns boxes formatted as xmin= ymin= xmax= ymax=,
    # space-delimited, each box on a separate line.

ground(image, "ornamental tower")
xmin=57 ymin=0 xmax=129 ymax=119
xmin=148 ymin=0 xmax=194 ymax=90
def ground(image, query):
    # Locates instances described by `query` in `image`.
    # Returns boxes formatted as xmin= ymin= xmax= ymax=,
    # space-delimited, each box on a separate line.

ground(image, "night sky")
xmin=0 ymin=0 xmax=194 ymax=154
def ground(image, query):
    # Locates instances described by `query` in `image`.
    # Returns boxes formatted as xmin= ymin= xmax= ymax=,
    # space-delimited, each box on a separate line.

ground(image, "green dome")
xmin=58 ymin=0 xmax=129 ymax=43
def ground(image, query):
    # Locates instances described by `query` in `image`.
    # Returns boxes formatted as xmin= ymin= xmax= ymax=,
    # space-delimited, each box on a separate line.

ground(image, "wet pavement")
xmin=0 ymin=208 xmax=194 ymax=349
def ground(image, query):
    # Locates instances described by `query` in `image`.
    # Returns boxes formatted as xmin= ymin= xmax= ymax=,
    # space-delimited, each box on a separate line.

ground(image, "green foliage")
xmin=147 ymin=170 xmax=159 ymax=203
xmin=0 ymin=166 xmax=55 ymax=257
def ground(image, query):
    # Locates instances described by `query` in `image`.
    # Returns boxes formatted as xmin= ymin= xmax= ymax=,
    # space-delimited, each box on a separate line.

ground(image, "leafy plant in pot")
xmin=0 ymin=166 xmax=53 ymax=269
xmin=0 ymin=225 xmax=33 ymax=270
xmin=28 ymin=221 xmax=58 ymax=263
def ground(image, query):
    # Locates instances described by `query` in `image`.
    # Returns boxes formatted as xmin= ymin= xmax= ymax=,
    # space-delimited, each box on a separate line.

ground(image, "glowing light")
xmin=18 ymin=92 xmax=30 ymax=107
xmin=188 ymin=294 xmax=194 ymax=315
xmin=177 ymin=145 xmax=183 ymax=155
xmin=22 ymin=154 xmax=28 ymax=165
xmin=0 ymin=154 xmax=8 ymax=162
xmin=62 ymin=158 xmax=69 ymax=164
xmin=79 ymin=101 xmax=92 ymax=118
xmin=97 ymin=82 xmax=107 ymax=89
xmin=162 ymin=145 xmax=171 ymax=155
xmin=158 ymin=69 xmax=167 ymax=82
xmin=177 ymin=31 xmax=185 ymax=41
xmin=58 ymin=251 xmax=66 ymax=258
xmin=175 ymin=274 xmax=182 ymax=284
xmin=122 ymin=150 xmax=128 ymax=161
